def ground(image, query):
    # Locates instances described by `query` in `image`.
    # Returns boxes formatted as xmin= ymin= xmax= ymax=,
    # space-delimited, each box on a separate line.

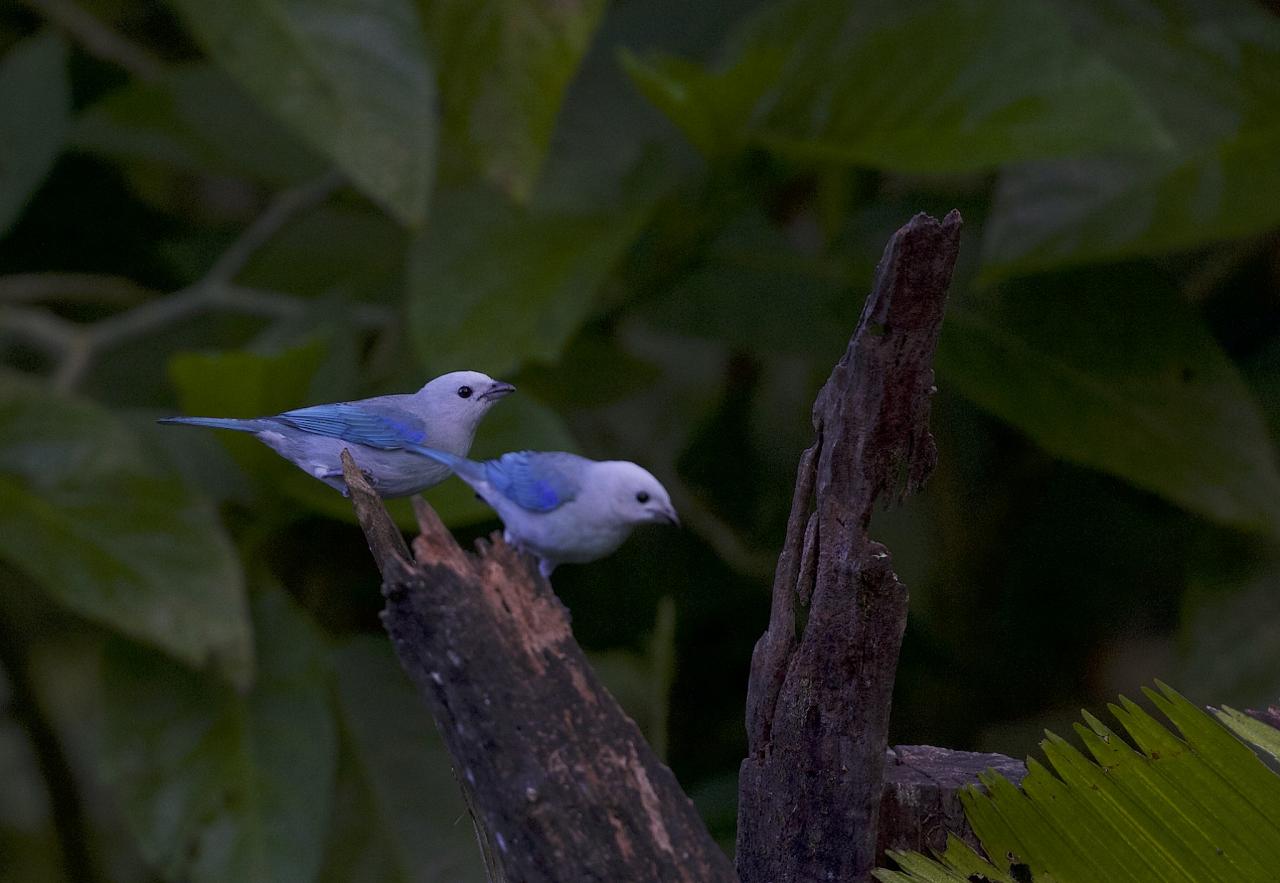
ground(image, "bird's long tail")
xmin=157 ymin=416 xmax=266 ymax=433
xmin=407 ymin=445 xmax=486 ymax=482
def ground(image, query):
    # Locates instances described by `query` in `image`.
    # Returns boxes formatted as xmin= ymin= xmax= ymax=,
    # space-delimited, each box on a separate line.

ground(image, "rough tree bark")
xmin=736 ymin=210 xmax=964 ymax=883
xmin=340 ymin=452 xmax=738 ymax=883
xmin=879 ymin=746 xmax=1027 ymax=859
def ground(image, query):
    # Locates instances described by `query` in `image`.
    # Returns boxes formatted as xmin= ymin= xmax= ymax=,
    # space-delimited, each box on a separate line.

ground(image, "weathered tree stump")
xmin=737 ymin=210 xmax=964 ymax=883
xmin=340 ymin=451 xmax=737 ymax=883
xmin=880 ymin=745 xmax=1027 ymax=858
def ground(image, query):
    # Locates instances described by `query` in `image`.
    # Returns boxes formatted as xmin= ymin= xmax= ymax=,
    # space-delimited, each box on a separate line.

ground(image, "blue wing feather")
xmin=483 ymin=451 xmax=584 ymax=513
xmin=275 ymin=403 xmax=427 ymax=450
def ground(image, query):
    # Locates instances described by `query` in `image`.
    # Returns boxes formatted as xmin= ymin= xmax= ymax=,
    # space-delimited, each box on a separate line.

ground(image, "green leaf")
xmin=895 ymin=838 xmax=1021 ymax=883
xmin=407 ymin=182 xmax=661 ymax=379
xmin=72 ymin=63 xmax=328 ymax=186
xmin=620 ymin=44 xmax=786 ymax=160
xmin=239 ymin=204 xmax=409 ymax=300
xmin=982 ymin=129 xmax=1280 ymax=278
xmin=937 ymin=270 xmax=1280 ymax=535
xmin=0 ymin=375 xmax=251 ymax=684
xmin=627 ymin=0 xmax=1170 ymax=171
xmin=320 ymin=748 xmax=446 ymax=883
xmin=327 ymin=637 xmax=484 ymax=882
xmin=637 ymin=207 xmax=873 ymax=356
xmin=0 ymin=31 xmax=70 ymax=235
xmin=982 ymin=0 xmax=1280 ymax=276
xmin=0 ymin=829 xmax=66 ymax=883
xmin=1217 ymin=707 xmax=1280 ymax=763
xmin=514 ymin=326 xmax=662 ymax=409
xmin=421 ymin=0 xmax=607 ymax=200
xmin=1173 ymin=551 xmax=1280 ymax=708
xmin=167 ymin=0 xmax=436 ymax=224
xmin=101 ymin=590 xmax=336 ymax=883
xmin=885 ymin=684 xmax=1280 ymax=882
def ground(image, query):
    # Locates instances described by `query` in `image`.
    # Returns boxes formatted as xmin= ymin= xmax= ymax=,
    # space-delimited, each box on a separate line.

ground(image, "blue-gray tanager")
xmin=411 ymin=448 xmax=679 ymax=576
xmin=158 ymin=371 xmax=515 ymax=497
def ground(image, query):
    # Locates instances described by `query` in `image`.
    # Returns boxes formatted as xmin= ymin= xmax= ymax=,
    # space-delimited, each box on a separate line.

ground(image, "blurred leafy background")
xmin=2 ymin=0 xmax=1280 ymax=880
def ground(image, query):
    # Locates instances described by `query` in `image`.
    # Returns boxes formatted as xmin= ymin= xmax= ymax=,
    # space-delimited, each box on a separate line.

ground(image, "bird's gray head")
xmin=595 ymin=461 xmax=680 ymax=527
xmin=416 ymin=370 xmax=516 ymax=431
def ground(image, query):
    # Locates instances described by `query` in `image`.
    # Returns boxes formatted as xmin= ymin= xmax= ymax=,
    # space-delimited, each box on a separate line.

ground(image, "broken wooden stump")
xmin=340 ymin=450 xmax=737 ymax=883
xmin=879 ymin=745 xmax=1028 ymax=859
xmin=737 ymin=210 xmax=964 ymax=883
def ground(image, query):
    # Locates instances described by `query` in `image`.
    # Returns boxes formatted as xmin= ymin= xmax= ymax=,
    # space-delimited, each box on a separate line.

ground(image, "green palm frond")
xmin=1217 ymin=705 xmax=1280 ymax=762
xmin=876 ymin=683 xmax=1280 ymax=883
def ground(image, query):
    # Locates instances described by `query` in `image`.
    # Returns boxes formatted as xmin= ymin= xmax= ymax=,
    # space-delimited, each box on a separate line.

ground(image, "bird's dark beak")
xmin=661 ymin=507 xmax=681 ymax=527
xmin=480 ymin=381 xmax=516 ymax=402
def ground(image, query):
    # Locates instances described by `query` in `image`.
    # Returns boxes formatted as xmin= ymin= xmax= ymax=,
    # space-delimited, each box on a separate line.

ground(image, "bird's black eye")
xmin=636 ymin=491 xmax=650 ymax=504
xmin=457 ymin=386 xmax=473 ymax=399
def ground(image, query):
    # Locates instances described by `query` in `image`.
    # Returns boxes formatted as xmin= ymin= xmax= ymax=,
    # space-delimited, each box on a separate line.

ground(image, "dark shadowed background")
xmin=3 ymin=0 xmax=1280 ymax=880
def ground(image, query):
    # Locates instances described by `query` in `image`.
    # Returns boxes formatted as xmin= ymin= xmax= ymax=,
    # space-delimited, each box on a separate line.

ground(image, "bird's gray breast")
xmin=256 ymin=431 xmax=450 ymax=497
xmin=512 ymin=499 xmax=634 ymax=565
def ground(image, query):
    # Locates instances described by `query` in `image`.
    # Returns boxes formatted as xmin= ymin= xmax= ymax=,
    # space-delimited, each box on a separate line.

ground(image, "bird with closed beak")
xmin=158 ymin=370 xmax=515 ymax=497
xmin=410 ymin=447 xmax=679 ymax=576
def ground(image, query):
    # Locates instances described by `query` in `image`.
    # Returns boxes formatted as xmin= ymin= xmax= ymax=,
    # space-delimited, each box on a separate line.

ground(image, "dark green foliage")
xmin=0 ymin=374 xmax=251 ymax=682
xmin=0 ymin=31 xmax=69 ymax=235
xmin=938 ymin=268 xmax=1280 ymax=535
xmin=100 ymin=591 xmax=336 ymax=883
xmin=166 ymin=0 xmax=437 ymax=224
xmin=2 ymin=0 xmax=1280 ymax=879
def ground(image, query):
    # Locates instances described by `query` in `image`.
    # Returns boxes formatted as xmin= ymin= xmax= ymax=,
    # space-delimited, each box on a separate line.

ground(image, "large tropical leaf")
xmin=100 ymin=590 xmax=336 ymax=883
xmin=324 ymin=637 xmax=485 ymax=882
xmin=1171 ymin=548 xmax=1280 ymax=708
xmin=624 ymin=0 xmax=1171 ymax=170
xmin=72 ymin=63 xmax=328 ymax=186
xmin=877 ymin=683 xmax=1280 ymax=883
xmin=406 ymin=181 xmax=662 ymax=379
xmin=166 ymin=0 xmax=436 ymax=224
xmin=419 ymin=0 xmax=607 ymax=200
xmin=0 ymin=31 xmax=70 ymax=235
xmin=981 ymin=0 xmax=1280 ymax=276
xmin=636 ymin=206 xmax=876 ymax=356
xmin=0 ymin=374 xmax=251 ymax=684
xmin=937 ymin=269 xmax=1280 ymax=536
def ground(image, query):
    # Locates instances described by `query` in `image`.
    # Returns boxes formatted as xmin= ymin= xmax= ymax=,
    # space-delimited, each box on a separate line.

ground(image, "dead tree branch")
xmin=340 ymin=451 xmax=738 ymax=883
xmin=736 ymin=210 xmax=963 ymax=883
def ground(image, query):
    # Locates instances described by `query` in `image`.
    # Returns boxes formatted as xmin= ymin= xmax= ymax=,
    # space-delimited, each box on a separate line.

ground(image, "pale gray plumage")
xmin=414 ymin=447 xmax=679 ymax=576
xmin=159 ymin=371 xmax=514 ymax=497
